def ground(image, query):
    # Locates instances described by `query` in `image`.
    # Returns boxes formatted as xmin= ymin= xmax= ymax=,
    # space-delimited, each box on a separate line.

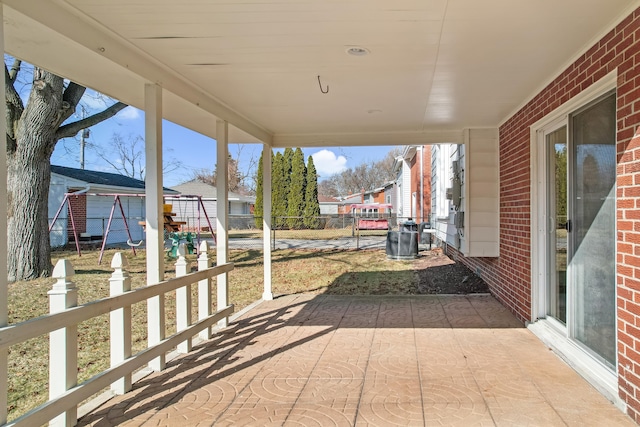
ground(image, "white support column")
xmin=144 ymin=83 xmax=165 ymax=371
xmin=175 ymin=244 xmax=192 ymax=353
xmin=109 ymin=253 xmax=132 ymax=395
xmin=0 ymin=7 xmax=8 ymax=424
xmin=262 ymin=146 xmax=273 ymax=300
xmin=48 ymin=260 xmax=78 ymax=427
xmin=216 ymin=120 xmax=229 ymax=327
xmin=197 ymin=241 xmax=212 ymax=340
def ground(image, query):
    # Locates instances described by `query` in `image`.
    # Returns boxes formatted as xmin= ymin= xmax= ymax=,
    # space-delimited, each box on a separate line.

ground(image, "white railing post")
xmin=175 ymin=244 xmax=191 ymax=353
xmin=145 ymin=82 xmax=165 ymax=372
xmin=197 ymin=241 xmax=212 ymax=340
xmin=109 ymin=253 xmax=132 ymax=395
xmin=216 ymin=120 xmax=230 ymax=327
xmin=48 ymin=260 xmax=78 ymax=427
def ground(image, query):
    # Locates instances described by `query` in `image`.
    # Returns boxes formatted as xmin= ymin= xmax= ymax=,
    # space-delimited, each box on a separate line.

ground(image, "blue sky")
xmin=51 ymin=105 xmax=396 ymax=187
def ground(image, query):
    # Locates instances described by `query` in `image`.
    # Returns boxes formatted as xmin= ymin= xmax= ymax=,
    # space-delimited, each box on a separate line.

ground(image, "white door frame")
xmin=528 ymin=70 xmax=621 ymax=407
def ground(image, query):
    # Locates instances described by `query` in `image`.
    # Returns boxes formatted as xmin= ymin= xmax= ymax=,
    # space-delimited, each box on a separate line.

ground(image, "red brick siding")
xmin=374 ymin=191 xmax=385 ymax=205
xmin=452 ymin=7 xmax=640 ymax=421
xmin=67 ymin=193 xmax=87 ymax=238
xmin=409 ymin=148 xmax=432 ymax=224
xmin=420 ymin=148 xmax=432 ymax=223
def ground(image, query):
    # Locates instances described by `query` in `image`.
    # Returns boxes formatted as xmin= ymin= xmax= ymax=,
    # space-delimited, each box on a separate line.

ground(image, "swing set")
xmin=49 ymin=192 xmax=215 ymax=264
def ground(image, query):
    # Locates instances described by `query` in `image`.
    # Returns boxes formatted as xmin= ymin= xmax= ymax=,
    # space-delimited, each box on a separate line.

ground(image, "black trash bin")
xmin=386 ymin=230 xmax=418 ymax=260
xmin=400 ymin=220 xmax=418 ymax=232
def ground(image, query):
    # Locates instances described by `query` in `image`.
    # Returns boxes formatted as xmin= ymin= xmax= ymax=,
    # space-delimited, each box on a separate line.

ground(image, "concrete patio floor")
xmin=78 ymin=294 xmax=634 ymax=426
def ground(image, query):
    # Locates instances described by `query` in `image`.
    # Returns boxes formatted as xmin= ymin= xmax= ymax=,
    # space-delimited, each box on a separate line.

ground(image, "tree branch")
xmin=5 ymin=64 xmax=24 ymax=154
xmin=55 ymin=101 xmax=128 ymax=140
xmin=8 ymin=59 xmax=21 ymax=84
xmin=55 ymin=82 xmax=87 ymax=126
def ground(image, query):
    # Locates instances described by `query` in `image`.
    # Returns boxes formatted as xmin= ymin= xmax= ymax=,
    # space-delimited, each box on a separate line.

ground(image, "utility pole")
xmin=80 ymin=129 xmax=90 ymax=169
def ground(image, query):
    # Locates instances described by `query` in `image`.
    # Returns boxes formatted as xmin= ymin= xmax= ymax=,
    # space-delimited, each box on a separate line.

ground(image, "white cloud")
xmin=311 ymin=149 xmax=347 ymax=177
xmin=117 ymin=106 xmax=141 ymax=120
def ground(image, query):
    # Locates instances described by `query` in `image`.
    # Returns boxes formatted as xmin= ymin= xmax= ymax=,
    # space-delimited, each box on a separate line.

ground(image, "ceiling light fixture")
xmin=346 ymin=47 xmax=369 ymax=56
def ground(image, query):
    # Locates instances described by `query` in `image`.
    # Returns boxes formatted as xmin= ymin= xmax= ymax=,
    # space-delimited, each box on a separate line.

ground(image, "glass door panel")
xmin=547 ymin=127 xmax=567 ymax=323
xmin=570 ymin=93 xmax=616 ymax=366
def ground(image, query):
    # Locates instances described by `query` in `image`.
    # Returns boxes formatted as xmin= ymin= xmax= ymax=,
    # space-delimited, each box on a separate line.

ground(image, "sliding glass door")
xmin=544 ymin=92 xmax=616 ymax=367
xmin=570 ymin=93 xmax=617 ymax=366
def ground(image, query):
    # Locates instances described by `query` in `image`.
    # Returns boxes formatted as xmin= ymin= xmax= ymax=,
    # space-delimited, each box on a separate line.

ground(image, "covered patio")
xmin=3 ymin=0 xmax=640 ymax=425
xmin=77 ymin=294 xmax=632 ymax=426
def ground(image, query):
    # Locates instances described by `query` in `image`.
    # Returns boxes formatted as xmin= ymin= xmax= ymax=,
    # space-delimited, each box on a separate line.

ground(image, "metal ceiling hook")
xmin=317 ymin=75 xmax=329 ymax=94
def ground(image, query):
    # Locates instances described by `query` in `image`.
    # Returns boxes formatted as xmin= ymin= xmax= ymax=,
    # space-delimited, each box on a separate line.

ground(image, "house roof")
xmin=51 ymin=165 xmax=178 ymax=194
xmin=5 ymin=1 xmax=635 ymax=147
xmin=339 ymin=194 xmax=363 ymax=205
xmin=318 ymin=195 xmax=340 ymax=203
xmin=170 ymin=180 xmax=255 ymax=203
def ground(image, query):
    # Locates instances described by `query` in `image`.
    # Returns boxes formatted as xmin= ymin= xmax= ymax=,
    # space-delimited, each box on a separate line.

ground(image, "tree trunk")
xmin=7 ymin=71 xmax=64 ymax=281
xmin=7 ymin=157 xmax=53 ymax=281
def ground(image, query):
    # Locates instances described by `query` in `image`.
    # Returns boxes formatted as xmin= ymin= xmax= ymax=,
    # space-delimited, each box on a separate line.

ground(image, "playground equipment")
xmin=166 ymin=232 xmax=196 ymax=258
xmin=49 ymin=192 xmax=215 ymax=264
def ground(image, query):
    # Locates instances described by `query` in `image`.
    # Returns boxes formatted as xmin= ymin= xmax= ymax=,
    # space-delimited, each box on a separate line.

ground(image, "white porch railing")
xmin=0 ymin=241 xmax=233 ymax=427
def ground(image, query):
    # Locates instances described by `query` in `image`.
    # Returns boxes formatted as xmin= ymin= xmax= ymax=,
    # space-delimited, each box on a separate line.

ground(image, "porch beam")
xmin=3 ymin=0 xmax=273 ymax=145
xmin=262 ymin=147 xmax=273 ymax=300
xmin=144 ymin=83 xmax=165 ymax=371
xmin=216 ymin=120 xmax=230 ymax=327
xmin=272 ymin=130 xmax=464 ymax=148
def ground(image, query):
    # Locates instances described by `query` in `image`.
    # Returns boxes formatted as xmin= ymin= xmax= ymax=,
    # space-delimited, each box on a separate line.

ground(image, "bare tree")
xmin=94 ymin=133 xmax=183 ymax=180
xmin=6 ymin=59 xmax=128 ymax=281
xmin=318 ymin=148 xmax=401 ymax=197
xmin=318 ymin=179 xmax=338 ymax=197
xmin=97 ymin=134 xmax=145 ymax=179
xmin=189 ymin=144 xmax=258 ymax=195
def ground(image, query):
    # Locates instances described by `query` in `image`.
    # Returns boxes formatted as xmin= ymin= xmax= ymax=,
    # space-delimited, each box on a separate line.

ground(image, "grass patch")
xmin=7 ymin=247 xmax=416 ymax=420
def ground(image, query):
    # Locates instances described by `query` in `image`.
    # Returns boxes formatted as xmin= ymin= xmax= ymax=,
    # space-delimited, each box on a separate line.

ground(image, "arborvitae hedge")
xmin=271 ymin=152 xmax=288 ymax=228
xmin=287 ymin=148 xmax=307 ymax=229
xmin=304 ymin=155 xmax=321 ymax=229
xmin=253 ymin=147 xmax=321 ymax=230
xmin=254 ymin=149 xmax=264 ymax=228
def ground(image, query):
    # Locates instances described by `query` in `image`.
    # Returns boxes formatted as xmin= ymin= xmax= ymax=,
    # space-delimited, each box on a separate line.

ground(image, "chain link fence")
xmin=50 ymin=214 xmax=433 ymax=251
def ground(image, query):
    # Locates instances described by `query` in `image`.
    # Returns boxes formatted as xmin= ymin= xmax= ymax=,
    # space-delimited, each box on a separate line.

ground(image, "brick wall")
xmin=422 ymin=148 xmax=432 ymax=223
xmin=67 ymin=192 xmax=87 ymax=238
xmin=452 ymin=7 xmax=640 ymax=421
xmin=409 ymin=148 xmax=432 ymax=224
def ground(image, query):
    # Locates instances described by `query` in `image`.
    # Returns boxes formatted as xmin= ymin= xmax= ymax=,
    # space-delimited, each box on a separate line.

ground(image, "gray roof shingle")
xmin=51 ymin=165 xmax=177 ymax=193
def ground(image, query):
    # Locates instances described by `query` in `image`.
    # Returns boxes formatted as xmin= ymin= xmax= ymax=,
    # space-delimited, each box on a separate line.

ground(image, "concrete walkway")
xmin=78 ymin=294 xmax=634 ymax=426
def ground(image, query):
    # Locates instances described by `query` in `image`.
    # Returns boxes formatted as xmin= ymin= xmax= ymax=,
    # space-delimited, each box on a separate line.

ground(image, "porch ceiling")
xmin=3 ymin=0 xmax=638 ymax=146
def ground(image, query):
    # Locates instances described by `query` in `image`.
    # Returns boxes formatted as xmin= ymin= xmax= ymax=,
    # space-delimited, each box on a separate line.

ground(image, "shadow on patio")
xmin=78 ymin=292 xmax=633 ymax=426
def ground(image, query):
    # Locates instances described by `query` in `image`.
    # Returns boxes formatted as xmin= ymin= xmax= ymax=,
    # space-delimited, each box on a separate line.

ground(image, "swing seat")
xmin=127 ymin=239 xmax=143 ymax=247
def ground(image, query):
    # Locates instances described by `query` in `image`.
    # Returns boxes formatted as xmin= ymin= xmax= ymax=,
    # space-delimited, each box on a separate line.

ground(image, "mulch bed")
xmin=413 ymin=248 xmax=490 ymax=294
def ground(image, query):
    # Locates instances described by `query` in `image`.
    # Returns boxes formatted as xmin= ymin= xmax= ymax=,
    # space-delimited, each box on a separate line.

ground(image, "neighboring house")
xmin=380 ymin=181 xmax=396 ymax=213
xmin=361 ymin=186 xmax=392 ymax=217
xmin=318 ymin=195 xmax=340 ymax=215
xmin=49 ymin=165 xmax=179 ymax=247
xmin=393 ymin=146 xmax=431 ymax=223
xmin=430 ymin=144 xmax=463 ymax=247
xmin=333 ymin=186 xmax=395 ymax=217
xmin=336 ymin=193 xmax=363 ymax=214
xmin=168 ymin=180 xmax=255 ymax=229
